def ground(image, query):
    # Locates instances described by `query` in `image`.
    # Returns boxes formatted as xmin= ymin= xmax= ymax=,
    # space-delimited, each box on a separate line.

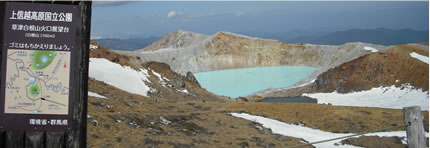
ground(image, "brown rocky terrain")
xmin=264 ymin=44 xmax=429 ymax=97
xmin=87 ymin=40 xmax=428 ymax=148
xmin=89 ymin=40 xmax=229 ymax=103
xmin=226 ymin=103 xmax=428 ymax=133
xmin=87 ymin=78 xmax=315 ymax=148
xmin=314 ymin=44 xmax=429 ymax=93
xmin=88 ymin=43 xmax=314 ymax=147
xmin=340 ymin=136 xmax=429 ymax=148
xmin=142 ymin=30 xmax=209 ymax=52
xmin=135 ymin=30 xmax=383 ymax=78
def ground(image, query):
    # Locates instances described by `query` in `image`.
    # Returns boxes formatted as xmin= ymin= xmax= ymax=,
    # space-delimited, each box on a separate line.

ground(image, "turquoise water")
xmin=194 ymin=66 xmax=316 ymax=98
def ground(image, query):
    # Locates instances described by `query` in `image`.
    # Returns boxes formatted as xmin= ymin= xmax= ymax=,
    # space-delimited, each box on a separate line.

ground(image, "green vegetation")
xmin=28 ymin=84 xmax=41 ymax=97
xmin=183 ymin=126 xmax=193 ymax=131
xmin=31 ymin=50 xmax=56 ymax=70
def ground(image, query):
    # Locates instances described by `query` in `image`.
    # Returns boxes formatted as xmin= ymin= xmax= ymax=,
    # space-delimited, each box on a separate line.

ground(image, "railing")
xmin=286 ymin=106 xmax=427 ymax=148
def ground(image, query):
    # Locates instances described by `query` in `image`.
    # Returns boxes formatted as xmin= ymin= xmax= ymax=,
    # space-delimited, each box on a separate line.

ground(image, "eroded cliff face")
xmin=260 ymin=44 xmax=429 ymax=97
xmin=134 ymin=31 xmax=384 ymax=78
xmin=142 ymin=30 xmax=209 ymax=52
xmin=314 ymin=44 xmax=429 ymax=93
xmin=199 ymin=32 xmax=323 ymax=70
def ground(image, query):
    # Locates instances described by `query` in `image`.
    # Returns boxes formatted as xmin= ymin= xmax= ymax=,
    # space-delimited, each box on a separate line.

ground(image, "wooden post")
xmin=66 ymin=1 xmax=91 ymax=147
xmin=25 ymin=131 xmax=45 ymax=148
xmin=5 ymin=131 xmax=24 ymax=148
xmin=403 ymin=106 xmax=426 ymax=148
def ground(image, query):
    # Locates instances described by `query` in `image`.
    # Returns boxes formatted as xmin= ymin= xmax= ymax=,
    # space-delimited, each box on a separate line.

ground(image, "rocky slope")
xmin=133 ymin=31 xmax=386 ymax=84
xmin=87 ymin=41 xmax=318 ymax=148
xmin=142 ymin=30 xmax=209 ymax=52
xmin=89 ymin=40 xmax=228 ymax=102
xmin=87 ymin=40 xmax=427 ymax=148
xmin=314 ymin=44 xmax=429 ymax=93
xmin=263 ymin=43 xmax=429 ymax=98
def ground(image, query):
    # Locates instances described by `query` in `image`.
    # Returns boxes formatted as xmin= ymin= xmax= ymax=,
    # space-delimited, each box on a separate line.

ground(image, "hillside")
xmin=89 ymin=40 xmax=227 ymax=102
xmin=314 ymin=44 xmax=429 ymax=93
xmin=264 ymin=43 xmax=428 ymax=96
xmin=142 ymin=30 xmax=209 ymax=52
xmin=87 ymin=41 xmax=319 ymax=147
xmin=134 ymin=30 xmax=386 ymax=86
xmin=258 ymin=43 xmax=429 ymax=110
xmin=88 ymin=40 xmax=428 ymax=147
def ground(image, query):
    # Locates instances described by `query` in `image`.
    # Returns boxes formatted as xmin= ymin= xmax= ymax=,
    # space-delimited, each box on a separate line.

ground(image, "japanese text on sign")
xmin=9 ymin=10 xmax=72 ymax=22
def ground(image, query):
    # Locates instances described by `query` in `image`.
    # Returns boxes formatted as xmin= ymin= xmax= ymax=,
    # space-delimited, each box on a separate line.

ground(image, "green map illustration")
xmin=31 ymin=50 xmax=57 ymax=70
xmin=5 ymin=49 xmax=71 ymax=115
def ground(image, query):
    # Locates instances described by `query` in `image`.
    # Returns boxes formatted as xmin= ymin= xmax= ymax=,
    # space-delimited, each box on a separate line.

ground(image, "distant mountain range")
xmin=93 ymin=36 xmax=160 ymax=51
xmin=94 ymin=28 xmax=428 ymax=51
xmin=285 ymin=28 xmax=429 ymax=46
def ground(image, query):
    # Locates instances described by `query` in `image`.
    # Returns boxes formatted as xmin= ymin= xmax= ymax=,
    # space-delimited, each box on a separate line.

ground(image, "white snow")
xmin=178 ymin=89 xmax=189 ymax=94
xmin=151 ymin=70 xmax=170 ymax=81
xmin=88 ymin=91 xmax=107 ymax=99
xmin=303 ymin=84 xmax=429 ymax=111
xmin=410 ymin=52 xmax=429 ymax=64
xmin=89 ymin=58 xmax=150 ymax=96
xmin=150 ymin=69 xmax=171 ymax=88
xmin=90 ymin=44 xmax=98 ymax=49
xmin=152 ymin=70 xmax=163 ymax=81
xmin=363 ymin=46 xmax=378 ymax=52
xmin=231 ymin=113 xmax=428 ymax=148
xmin=298 ymin=79 xmax=316 ymax=87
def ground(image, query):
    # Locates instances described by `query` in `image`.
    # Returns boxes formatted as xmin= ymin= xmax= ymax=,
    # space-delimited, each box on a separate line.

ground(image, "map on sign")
xmin=5 ymin=49 xmax=70 ymax=115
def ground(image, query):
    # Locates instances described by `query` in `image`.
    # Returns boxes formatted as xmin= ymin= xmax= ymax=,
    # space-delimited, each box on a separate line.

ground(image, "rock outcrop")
xmin=261 ymin=44 xmax=429 ymax=97
xmin=90 ymin=40 xmax=228 ymax=102
xmin=134 ymin=31 xmax=386 ymax=85
xmin=186 ymin=71 xmax=200 ymax=87
xmin=314 ymin=44 xmax=429 ymax=93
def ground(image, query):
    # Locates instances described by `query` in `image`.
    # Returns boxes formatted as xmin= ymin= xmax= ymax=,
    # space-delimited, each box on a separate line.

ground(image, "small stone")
xmin=160 ymin=116 xmax=171 ymax=125
xmin=91 ymin=120 xmax=98 ymax=126
xmin=116 ymin=137 xmax=123 ymax=143
xmin=106 ymin=105 xmax=113 ymax=109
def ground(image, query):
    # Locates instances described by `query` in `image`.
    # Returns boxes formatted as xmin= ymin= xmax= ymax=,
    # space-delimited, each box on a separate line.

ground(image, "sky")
xmin=91 ymin=1 xmax=429 ymax=39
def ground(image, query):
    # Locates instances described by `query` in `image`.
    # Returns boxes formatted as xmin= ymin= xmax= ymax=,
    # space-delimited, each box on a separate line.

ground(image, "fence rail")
xmin=286 ymin=123 xmax=410 ymax=148
xmin=286 ymin=106 xmax=426 ymax=148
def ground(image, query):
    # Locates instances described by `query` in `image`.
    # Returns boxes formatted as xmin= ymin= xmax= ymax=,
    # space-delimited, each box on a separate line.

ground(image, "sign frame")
xmin=0 ymin=1 xmax=91 ymax=148
xmin=0 ymin=1 xmax=77 ymax=131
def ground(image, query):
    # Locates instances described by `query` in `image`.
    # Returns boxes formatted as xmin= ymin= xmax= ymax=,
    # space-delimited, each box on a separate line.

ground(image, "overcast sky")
xmin=91 ymin=1 xmax=429 ymax=39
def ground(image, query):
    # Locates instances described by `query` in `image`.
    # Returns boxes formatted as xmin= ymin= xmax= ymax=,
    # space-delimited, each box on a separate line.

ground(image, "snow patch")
xmin=150 ymin=69 xmax=172 ymax=88
xmin=231 ymin=113 xmax=428 ymax=148
xmin=298 ymin=79 xmax=316 ymax=87
xmin=363 ymin=46 xmax=378 ymax=52
xmin=151 ymin=70 xmax=170 ymax=82
xmin=90 ymin=44 xmax=98 ymax=49
xmin=410 ymin=52 xmax=429 ymax=64
xmin=178 ymin=89 xmax=189 ymax=94
xmin=88 ymin=91 xmax=107 ymax=99
xmin=89 ymin=58 xmax=150 ymax=96
xmin=303 ymin=84 xmax=429 ymax=110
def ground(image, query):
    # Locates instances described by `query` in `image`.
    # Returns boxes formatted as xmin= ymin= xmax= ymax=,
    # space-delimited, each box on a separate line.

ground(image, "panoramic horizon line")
xmin=91 ymin=0 xmax=429 ymax=7
xmin=90 ymin=27 xmax=430 ymax=39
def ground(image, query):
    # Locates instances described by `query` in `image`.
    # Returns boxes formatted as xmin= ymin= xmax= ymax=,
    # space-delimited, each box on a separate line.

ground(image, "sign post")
xmin=0 ymin=1 xmax=91 ymax=147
